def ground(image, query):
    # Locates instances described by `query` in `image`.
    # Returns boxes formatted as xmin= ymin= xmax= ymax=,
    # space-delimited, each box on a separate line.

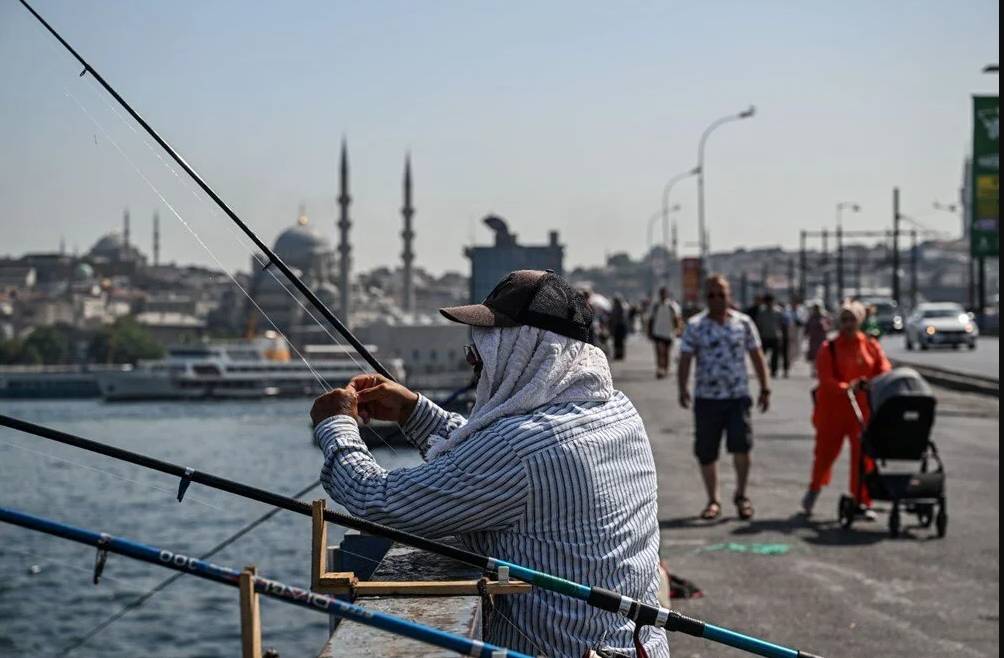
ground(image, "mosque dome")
xmin=89 ymin=233 xmax=125 ymax=259
xmin=273 ymin=213 xmax=331 ymax=269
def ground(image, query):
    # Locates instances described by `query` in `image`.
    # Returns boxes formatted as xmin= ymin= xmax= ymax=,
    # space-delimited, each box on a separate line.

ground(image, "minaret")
xmin=401 ymin=153 xmax=416 ymax=314
xmin=123 ymin=208 xmax=131 ymax=260
xmin=337 ymin=139 xmax=352 ymax=326
xmin=153 ymin=211 xmax=160 ymax=266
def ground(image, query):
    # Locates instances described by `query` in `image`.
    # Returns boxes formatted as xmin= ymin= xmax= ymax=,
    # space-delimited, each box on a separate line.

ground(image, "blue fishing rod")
xmin=0 ymin=414 xmax=821 ymax=658
xmin=0 ymin=506 xmax=532 ymax=658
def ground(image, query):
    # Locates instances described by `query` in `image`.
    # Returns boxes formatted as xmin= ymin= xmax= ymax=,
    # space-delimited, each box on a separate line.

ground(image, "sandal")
xmin=699 ymin=500 xmax=722 ymax=520
xmin=734 ymin=494 xmax=754 ymax=520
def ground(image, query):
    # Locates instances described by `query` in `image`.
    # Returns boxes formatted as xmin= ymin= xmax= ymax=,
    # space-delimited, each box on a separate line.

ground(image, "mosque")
xmin=244 ymin=141 xmax=417 ymax=348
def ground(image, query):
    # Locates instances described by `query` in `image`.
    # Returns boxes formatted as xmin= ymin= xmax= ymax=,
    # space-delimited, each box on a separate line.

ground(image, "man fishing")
xmin=311 ymin=270 xmax=669 ymax=658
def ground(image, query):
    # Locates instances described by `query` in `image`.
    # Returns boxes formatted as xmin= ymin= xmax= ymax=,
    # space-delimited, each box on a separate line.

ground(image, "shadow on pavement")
xmin=659 ymin=515 xmax=731 ymax=529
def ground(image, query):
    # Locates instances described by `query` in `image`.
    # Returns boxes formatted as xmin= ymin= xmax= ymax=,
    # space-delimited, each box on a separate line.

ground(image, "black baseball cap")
xmin=440 ymin=270 xmax=593 ymax=342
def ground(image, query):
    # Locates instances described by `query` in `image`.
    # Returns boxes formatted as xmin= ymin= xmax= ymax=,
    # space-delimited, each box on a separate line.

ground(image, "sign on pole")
xmin=681 ymin=257 xmax=702 ymax=305
xmin=971 ymin=95 xmax=999 ymax=257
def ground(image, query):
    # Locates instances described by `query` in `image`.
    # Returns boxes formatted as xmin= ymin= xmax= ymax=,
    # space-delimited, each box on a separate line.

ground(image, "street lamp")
xmin=983 ymin=64 xmax=999 ymax=74
xmin=835 ymin=201 xmax=861 ymax=301
xmin=647 ymin=205 xmax=681 ymax=292
xmin=697 ymin=105 xmax=756 ymax=274
xmin=661 ymin=166 xmax=700 ymax=260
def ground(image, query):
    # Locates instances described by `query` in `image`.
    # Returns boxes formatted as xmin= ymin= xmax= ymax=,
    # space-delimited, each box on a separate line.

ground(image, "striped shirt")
xmin=316 ymin=392 xmax=669 ymax=658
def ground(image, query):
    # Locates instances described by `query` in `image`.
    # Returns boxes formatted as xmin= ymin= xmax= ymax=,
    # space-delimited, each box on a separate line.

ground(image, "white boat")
xmin=95 ymin=333 xmax=405 ymax=401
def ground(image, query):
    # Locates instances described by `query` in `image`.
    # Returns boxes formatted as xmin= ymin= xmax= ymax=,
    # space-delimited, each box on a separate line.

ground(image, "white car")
xmin=904 ymin=303 xmax=978 ymax=351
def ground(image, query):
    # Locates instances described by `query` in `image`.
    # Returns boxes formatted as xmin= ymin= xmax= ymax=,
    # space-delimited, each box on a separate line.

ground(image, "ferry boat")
xmin=95 ymin=333 xmax=405 ymax=401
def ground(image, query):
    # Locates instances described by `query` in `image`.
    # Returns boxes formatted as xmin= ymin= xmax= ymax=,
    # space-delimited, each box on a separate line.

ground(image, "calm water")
xmin=0 ymin=399 xmax=418 ymax=658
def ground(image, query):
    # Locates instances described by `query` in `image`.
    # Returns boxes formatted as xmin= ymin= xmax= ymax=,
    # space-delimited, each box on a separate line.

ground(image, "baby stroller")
xmin=838 ymin=367 xmax=947 ymax=538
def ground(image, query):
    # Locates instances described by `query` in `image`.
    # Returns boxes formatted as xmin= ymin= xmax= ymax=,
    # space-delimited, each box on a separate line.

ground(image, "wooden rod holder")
xmin=239 ymin=565 xmax=262 ymax=658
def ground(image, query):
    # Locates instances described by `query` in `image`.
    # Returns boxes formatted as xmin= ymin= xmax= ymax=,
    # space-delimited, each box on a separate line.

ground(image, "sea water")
xmin=0 ymin=399 xmax=419 ymax=657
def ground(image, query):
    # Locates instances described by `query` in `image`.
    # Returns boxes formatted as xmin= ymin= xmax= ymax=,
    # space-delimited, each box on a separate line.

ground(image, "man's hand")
xmin=678 ymin=389 xmax=692 ymax=409
xmin=757 ymin=388 xmax=771 ymax=413
xmin=850 ymin=377 xmax=870 ymax=393
xmin=311 ymin=384 xmax=359 ymax=427
xmin=351 ymin=374 xmax=419 ymax=425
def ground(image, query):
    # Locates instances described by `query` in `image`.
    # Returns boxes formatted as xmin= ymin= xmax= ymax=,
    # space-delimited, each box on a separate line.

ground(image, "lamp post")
xmin=648 ymin=205 xmax=681 ymax=293
xmin=835 ymin=201 xmax=861 ymax=302
xmin=933 ymin=201 xmax=969 ymax=307
xmin=662 ymin=167 xmax=700 ymax=261
xmin=697 ymin=105 xmax=756 ymax=275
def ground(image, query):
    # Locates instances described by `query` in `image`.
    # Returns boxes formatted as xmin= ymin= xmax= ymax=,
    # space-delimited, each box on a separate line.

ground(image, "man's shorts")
xmin=693 ymin=396 xmax=753 ymax=465
xmin=653 ymin=336 xmax=673 ymax=348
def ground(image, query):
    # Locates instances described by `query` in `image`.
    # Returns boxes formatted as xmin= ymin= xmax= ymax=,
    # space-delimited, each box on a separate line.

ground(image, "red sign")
xmin=682 ymin=258 xmax=701 ymax=304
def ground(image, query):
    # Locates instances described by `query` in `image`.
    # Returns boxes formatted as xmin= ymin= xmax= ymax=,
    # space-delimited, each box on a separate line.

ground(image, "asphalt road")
xmin=612 ymin=336 xmax=999 ymax=658
xmin=880 ymin=335 xmax=999 ymax=381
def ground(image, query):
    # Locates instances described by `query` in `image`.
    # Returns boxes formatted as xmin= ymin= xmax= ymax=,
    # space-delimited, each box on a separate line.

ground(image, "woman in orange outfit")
xmin=801 ymin=301 xmax=891 ymax=517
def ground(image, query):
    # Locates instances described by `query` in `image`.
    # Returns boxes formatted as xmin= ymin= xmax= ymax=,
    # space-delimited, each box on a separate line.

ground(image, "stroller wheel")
xmin=838 ymin=495 xmax=855 ymax=529
xmin=917 ymin=505 xmax=934 ymax=528
xmin=936 ymin=503 xmax=948 ymax=538
xmin=889 ymin=505 xmax=901 ymax=538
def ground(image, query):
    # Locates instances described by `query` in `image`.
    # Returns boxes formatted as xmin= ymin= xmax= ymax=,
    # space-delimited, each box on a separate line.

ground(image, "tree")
xmin=88 ymin=317 xmax=165 ymax=365
xmin=19 ymin=325 xmax=74 ymax=365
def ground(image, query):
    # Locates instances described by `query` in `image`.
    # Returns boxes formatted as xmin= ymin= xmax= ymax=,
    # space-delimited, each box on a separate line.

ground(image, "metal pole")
xmin=799 ymin=230 xmax=807 ymax=301
xmin=836 ymin=221 xmax=844 ymax=303
xmin=661 ymin=170 xmax=697 ymax=285
xmin=740 ymin=271 xmax=749 ymax=308
xmin=787 ymin=256 xmax=795 ymax=302
xmin=822 ymin=228 xmax=830 ymax=308
xmin=697 ymin=107 xmax=755 ymax=279
xmin=910 ymin=229 xmax=918 ymax=308
xmin=978 ymin=256 xmax=986 ymax=327
xmin=892 ymin=188 xmax=901 ymax=306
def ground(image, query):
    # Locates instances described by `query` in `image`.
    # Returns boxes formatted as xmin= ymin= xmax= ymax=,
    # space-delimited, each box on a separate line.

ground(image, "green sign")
xmin=971 ymin=95 xmax=999 ymax=258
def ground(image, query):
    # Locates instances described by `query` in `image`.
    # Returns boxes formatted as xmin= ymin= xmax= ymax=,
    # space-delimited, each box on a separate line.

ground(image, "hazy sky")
xmin=0 ymin=1 xmax=999 ymax=275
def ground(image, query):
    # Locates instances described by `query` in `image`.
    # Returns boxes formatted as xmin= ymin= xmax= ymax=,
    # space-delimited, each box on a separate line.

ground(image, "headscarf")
xmin=839 ymin=300 xmax=866 ymax=324
xmin=425 ymin=325 xmax=614 ymax=460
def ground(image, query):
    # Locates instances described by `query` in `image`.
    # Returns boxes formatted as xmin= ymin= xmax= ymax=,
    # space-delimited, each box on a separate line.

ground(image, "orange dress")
xmin=810 ymin=332 xmax=892 ymax=504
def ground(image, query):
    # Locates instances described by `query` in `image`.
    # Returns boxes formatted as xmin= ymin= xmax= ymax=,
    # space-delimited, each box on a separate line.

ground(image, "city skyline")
xmin=0 ymin=1 xmax=998 ymax=275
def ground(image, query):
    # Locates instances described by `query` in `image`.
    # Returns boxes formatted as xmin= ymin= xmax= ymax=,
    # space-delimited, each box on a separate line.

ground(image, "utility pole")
xmin=836 ymin=223 xmax=844 ymax=302
xmin=787 ymin=256 xmax=795 ymax=302
xmin=821 ymin=228 xmax=830 ymax=308
xmin=910 ymin=229 xmax=918 ymax=308
xmin=799 ymin=230 xmax=807 ymax=301
xmin=892 ymin=187 xmax=900 ymax=306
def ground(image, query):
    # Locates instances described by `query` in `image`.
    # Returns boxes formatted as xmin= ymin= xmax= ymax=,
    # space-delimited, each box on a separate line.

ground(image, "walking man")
xmin=753 ymin=293 xmax=787 ymax=378
xmin=678 ymin=275 xmax=771 ymax=520
xmin=648 ymin=286 xmax=681 ymax=378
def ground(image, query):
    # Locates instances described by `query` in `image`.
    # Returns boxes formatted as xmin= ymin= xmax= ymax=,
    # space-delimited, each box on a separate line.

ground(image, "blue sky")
xmin=0 ymin=1 xmax=998 ymax=274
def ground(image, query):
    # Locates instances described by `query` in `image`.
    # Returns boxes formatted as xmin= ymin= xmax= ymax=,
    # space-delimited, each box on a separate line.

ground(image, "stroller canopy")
xmin=870 ymin=367 xmax=934 ymax=412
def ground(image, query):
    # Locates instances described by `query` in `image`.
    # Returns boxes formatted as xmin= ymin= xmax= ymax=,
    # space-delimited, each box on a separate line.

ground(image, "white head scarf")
xmin=425 ymin=325 xmax=614 ymax=460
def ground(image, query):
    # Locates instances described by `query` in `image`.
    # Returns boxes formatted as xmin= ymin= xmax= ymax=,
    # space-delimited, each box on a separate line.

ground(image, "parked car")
xmin=860 ymin=297 xmax=903 ymax=334
xmin=904 ymin=303 xmax=978 ymax=350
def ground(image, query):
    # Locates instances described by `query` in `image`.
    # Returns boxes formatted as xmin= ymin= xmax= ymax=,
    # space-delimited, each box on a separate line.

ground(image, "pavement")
xmin=611 ymin=336 xmax=999 ymax=658
xmin=880 ymin=335 xmax=999 ymax=382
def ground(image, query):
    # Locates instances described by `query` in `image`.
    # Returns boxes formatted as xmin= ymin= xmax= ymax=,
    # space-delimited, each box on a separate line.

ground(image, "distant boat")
xmin=95 ymin=333 xmax=405 ymax=401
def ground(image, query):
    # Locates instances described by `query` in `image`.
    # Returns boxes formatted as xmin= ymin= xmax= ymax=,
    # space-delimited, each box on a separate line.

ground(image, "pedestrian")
xmin=310 ymin=269 xmax=668 ymax=658
xmin=801 ymin=301 xmax=892 ymax=518
xmin=647 ymin=286 xmax=681 ymax=379
xmin=677 ymin=274 xmax=771 ymax=521
xmin=804 ymin=303 xmax=830 ymax=378
xmin=610 ymin=295 xmax=629 ymax=360
xmin=753 ymin=293 xmax=787 ymax=378
xmin=861 ymin=304 xmax=883 ymax=339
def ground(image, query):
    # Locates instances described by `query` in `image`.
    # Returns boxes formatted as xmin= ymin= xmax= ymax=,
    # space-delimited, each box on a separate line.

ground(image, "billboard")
xmin=971 ymin=96 xmax=999 ymax=258
xmin=681 ymin=257 xmax=702 ymax=305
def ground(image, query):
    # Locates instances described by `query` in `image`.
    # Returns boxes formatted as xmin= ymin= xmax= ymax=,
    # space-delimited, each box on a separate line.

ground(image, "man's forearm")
xmin=677 ymin=354 xmax=692 ymax=391
xmin=750 ymin=349 xmax=770 ymax=390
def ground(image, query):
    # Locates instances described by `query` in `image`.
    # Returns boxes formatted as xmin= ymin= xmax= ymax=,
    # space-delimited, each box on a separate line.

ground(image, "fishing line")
xmin=70 ymin=76 xmax=406 ymax=454
xmin=61 ymin=86 xmax=338 ymax=396
xmin=0 ymin=438 xmax=228 ymax=513
xmin=0 ymin=546 xmax=141 ymax=589
xmin=57 ymin=478 xmax=321 ymax=656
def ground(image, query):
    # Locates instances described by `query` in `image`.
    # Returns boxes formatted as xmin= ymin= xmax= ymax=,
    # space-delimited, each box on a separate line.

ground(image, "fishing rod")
xmin=0 ymin=506 xmax=532 ymax=658
xmin=0 ymin=414 xmax=821 ymax=658
xmin=17 ymin=0 xmax=394 ymax=382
